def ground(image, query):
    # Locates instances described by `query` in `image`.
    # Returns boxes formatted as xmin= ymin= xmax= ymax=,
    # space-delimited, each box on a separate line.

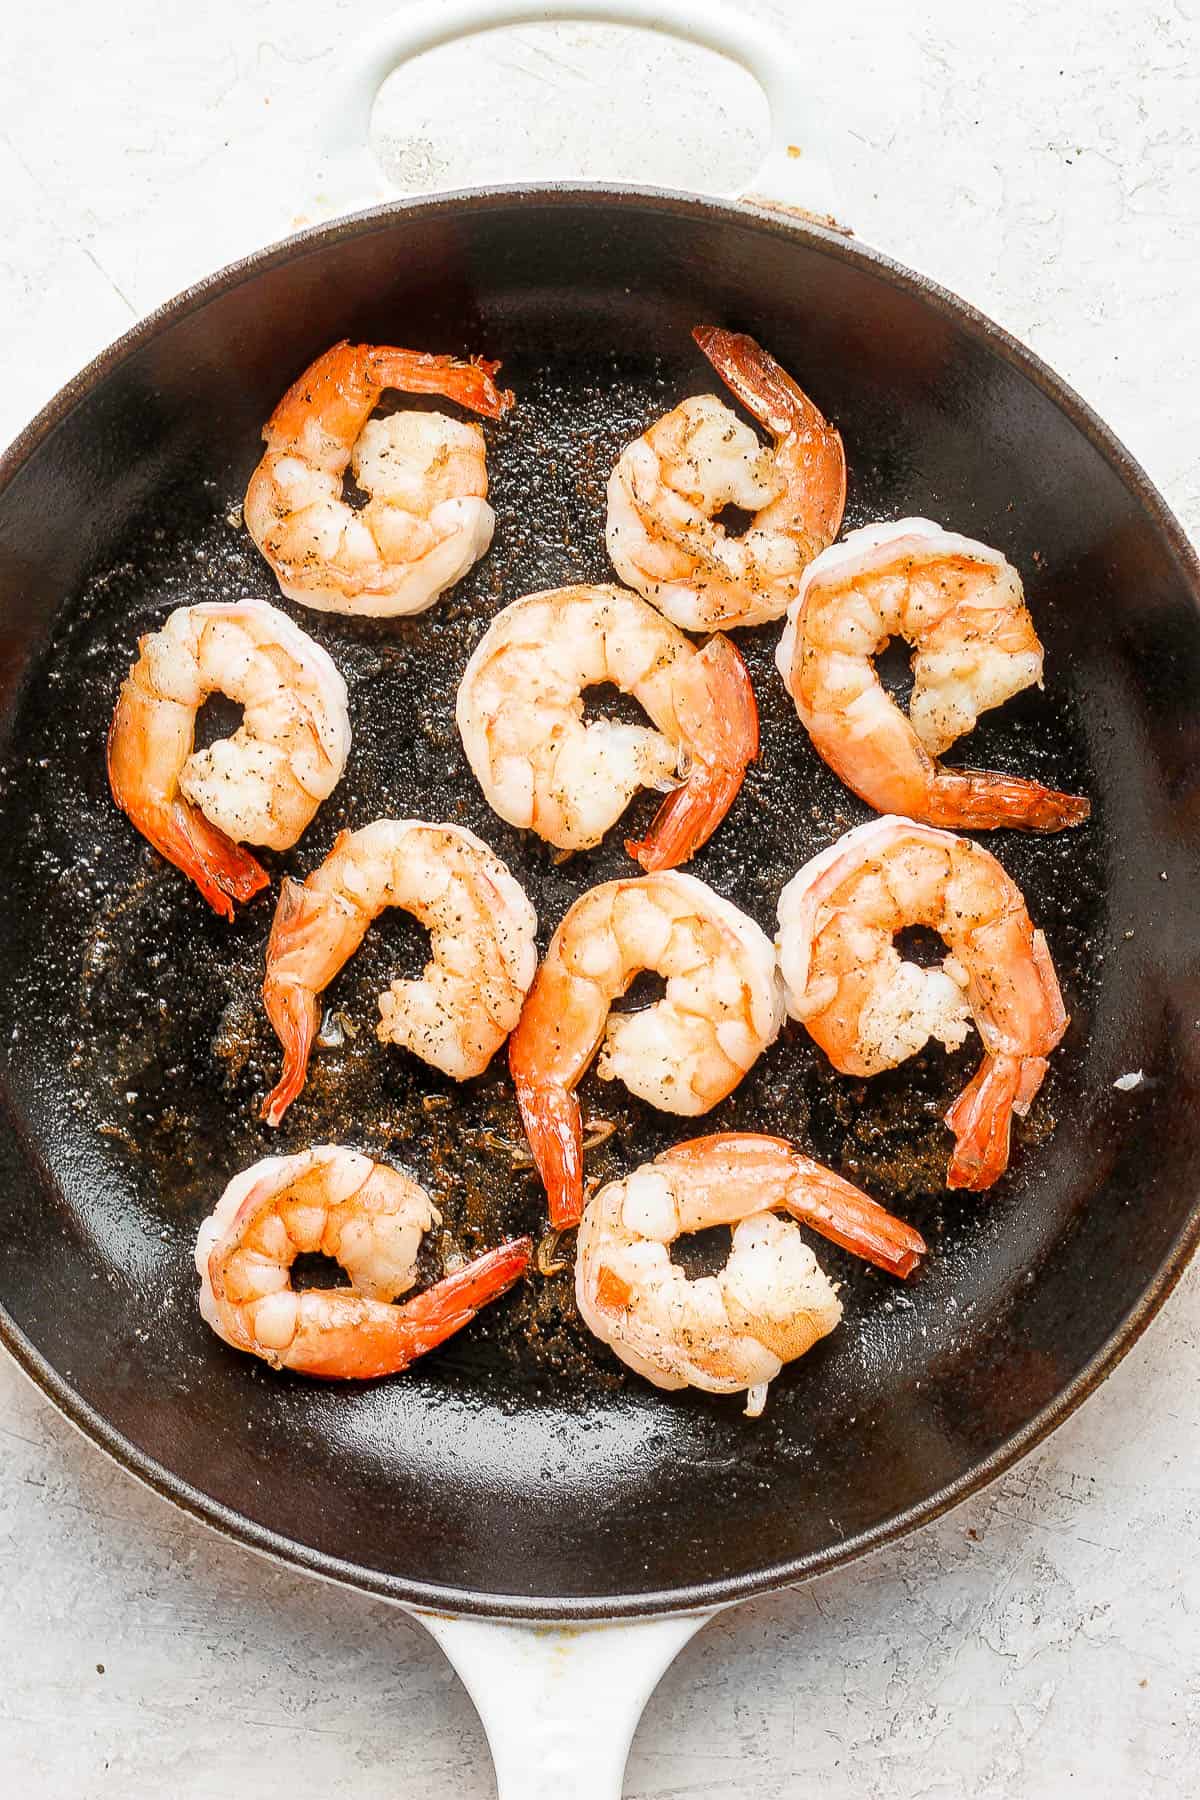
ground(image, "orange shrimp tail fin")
xmin=390 ymin=1236 xmax=533 ymax=1365
xmin=260 ymin=877 xmax=324 ymax=1126
xmin=261 ymin=977 xmax=318 ymax=1127
xmin=153 ymin=801 xmax=269 ymax=920
xmin=106 ymin=698 xmax=270 ymax=920
xmin=692 ymin=324 xmax=846 ymax=544
xmin=294 ymin=1238 xmax=532 ymax=1378
xmin=511 ymin=1066 xmax=585 ymax=1229
xmin=927 ymin=769 xmax=1091 ymax=833
xmin=786 ymin=1162 xmax=927 ymax=1278
xmin=693 ymin=325 xmax=809 ymax=436
xmin=627 ymin=634 xmax=759 ymax=872
xmin=371 ymin=347 xmax=515 ymax=418
xmin=945 ymin=1051 xmax=1048 ymax=1189
xmin=627 ymin=775 xmax=744 ymax=873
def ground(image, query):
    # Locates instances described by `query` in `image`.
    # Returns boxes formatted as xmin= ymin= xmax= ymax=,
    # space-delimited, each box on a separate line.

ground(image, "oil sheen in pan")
xmin=0 ymin=339 xmax=1101 ymax=1410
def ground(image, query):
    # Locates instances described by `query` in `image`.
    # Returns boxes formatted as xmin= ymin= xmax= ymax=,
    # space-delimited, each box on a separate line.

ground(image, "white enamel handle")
xmin=413 ymin=1608 xmax=711 ymax=1798
xmin=115 ymin=0 xmax=854 ymax=315
xmin=312 ymin=0 xmax=843 ymax=221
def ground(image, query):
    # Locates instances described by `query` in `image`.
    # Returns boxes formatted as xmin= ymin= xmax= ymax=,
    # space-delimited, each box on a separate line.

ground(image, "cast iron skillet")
xmin=0 ymin=187 xmax=1198 ymax=1623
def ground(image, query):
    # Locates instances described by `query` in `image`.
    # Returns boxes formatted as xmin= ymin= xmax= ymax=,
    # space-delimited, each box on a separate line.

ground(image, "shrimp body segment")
xmin=605 ymin=326 xmax=846 ymax=630
xmin=195 ymin=1145 xmax=531 ymax=1378
xmin=244 ymin=340 xmax=513 ymax=617
xmin=509 ymin=872 xmax=784 ymax=1229
xmin=456 ymin=584 xmax=757 ymax=871
xmin=576 ymin=1133 xmax=925 ymax=1413
xmin=262 ymin=821 xmax=537 ymax=1126
xmin=776 ymin=518 xmax=1091 ymax=832
xmin=776 ymin=816 xmax=1068 ymax=1190
xmin=107 ymin=598 xmax=350 ymax=918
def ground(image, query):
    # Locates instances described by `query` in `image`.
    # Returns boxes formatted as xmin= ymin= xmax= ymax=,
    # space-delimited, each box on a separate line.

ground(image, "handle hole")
xmin=370 ymin=22 xmax=768 ymax=194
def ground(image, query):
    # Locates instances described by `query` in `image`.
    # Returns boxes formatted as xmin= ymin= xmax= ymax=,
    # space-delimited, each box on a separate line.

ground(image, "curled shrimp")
xmin=605 ymin=325 xmax=846 ymax=630
xmin=455 ymin=583 xmax=758 ymax=871
xmin=195 ymin=1144 xmax=531 ymax=1378
xmin=244 ymin=340 xmax=513 ymax=617
xmin=577 ymin=1132 xmax=926 ymax=1414
xmin=262 ymin=820 xmax=537 ymax=1126
xmin=775 ymin=518 xmax=1091 ymax=832
xmin=107 ymin=598 xmax=350 ymax=919
xmin=776 ymin=815 xmax=1069 ymax=1190
xmin=509 ymin=872 xmax=783 ymax=1229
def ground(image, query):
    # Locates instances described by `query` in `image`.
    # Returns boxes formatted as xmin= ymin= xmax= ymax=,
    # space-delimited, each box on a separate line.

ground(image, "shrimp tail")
xmin=656 ymin=1133 xmax=925 ymax=1278
xmin=289 ymin=1236 xmax=533 ymax=1378
xmin=693 ymin=326 xmax=816 ymax=437
xmin=261 ymin=876 xmax=324 ymax=1126
xmin=261 ymin=979 xmax=318 ymax=1127
xmin=106 ymin=701 xmax=270 ymax=920
xmin=391 ymin=1236 xmax=533 ymax=1360
xmin=786 ymin=1161 xmax=927 ymax=1278
xmin=263 ymin=341 xmax=515 ymax=464
xmin=928 ymin=769 xmax=1091 ymax=833
xmin=144 ymin=800 xmax=269 ymax=920
xmin=511 ymin=1071 xmax=584 ymax=1229
xmin=627 ymin=634 xmax=759 ymax=872
xmin=692 ymin=324 xmax=846 ymax=543
xmin=945 ymin=1050 xmax=1048 ymax=1189
xmin=370 ymin=347 xmax=515 ymax=419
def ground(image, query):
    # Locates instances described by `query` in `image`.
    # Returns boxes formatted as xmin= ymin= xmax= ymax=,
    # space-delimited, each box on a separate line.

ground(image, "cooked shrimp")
xmin=605 ymin=326 xmax=845 ymax=630
xmin=195 ymin=1145 xmax=531 ymax=1378
xmin=456 ymin=583 xmax=757 ymax=871
xmin=262 ymin=820 xmax=537 ymax=1125
xmin=776 ymin=815 xmax=1069 ymax=1190
xmin=775 ymin=518 xmax=1091 ymax=832
xmin=244 ymin=340 xmax=513 ymax=617
xmin=107 ymin=598 xmax=350 ymax=919
xmin=577 ymin=1132 xmax=926 ymax=1413
xmin=509 ymin=872 xmax=783 ymax=1228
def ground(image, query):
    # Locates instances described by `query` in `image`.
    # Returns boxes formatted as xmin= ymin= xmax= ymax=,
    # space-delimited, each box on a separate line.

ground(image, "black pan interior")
xmin=0 ymin=191 xmax=1197 ymax=1618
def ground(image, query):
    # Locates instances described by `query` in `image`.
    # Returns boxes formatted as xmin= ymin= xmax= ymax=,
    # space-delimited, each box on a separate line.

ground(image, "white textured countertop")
xmin=1 ymin=2 xmax=1198 ymax=1794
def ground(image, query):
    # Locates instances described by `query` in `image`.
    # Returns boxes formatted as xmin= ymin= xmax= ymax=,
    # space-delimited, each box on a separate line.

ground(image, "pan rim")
xmin=4 ymin=178 xmax=1200 ymax=602
xmin=0 ymin=181 xmax=1197 ymax=1621
xmin=4 ymin=1214 xmax=1197 ymax=1622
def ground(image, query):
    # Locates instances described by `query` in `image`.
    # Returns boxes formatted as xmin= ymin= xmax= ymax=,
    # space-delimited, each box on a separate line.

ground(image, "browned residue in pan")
xmin=40 ymin=344 xmax=1098 ymax=1396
